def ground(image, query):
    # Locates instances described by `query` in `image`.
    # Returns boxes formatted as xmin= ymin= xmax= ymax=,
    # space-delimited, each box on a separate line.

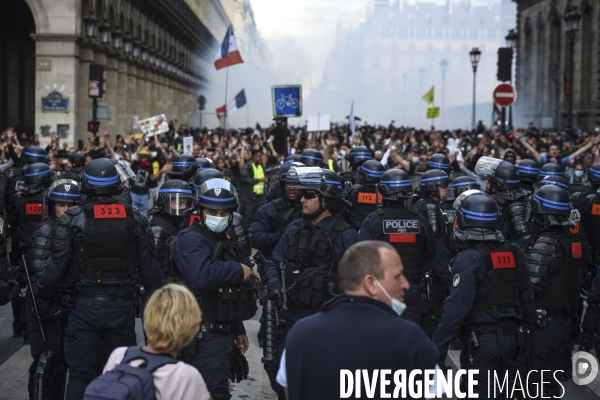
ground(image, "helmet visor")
xmin=163 ymin=192 xmax=195 ymax=216
xmin=116 ymin=161 xmax=136 ymax=182
xmin=474 ymin=156 xmax=502 ymax=178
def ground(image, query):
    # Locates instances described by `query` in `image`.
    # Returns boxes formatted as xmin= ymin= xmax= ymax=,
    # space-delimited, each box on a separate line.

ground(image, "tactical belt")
xmin=472 ymin=326 xmax=519 ymax=337
xmin=201 ymin=322 xmax=231 ymax=333
xmin=545 ymin=309 xmax=570 ymax=320
xmin=77 ymin=293 xmax=134 ymax=302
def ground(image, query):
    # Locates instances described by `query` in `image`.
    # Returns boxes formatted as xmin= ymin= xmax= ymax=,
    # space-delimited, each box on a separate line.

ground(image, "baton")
xmin=21 ymin=256 xmax=46 ymax=343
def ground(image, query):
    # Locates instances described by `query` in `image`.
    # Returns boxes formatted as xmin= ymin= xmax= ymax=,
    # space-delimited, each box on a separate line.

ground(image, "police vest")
xmin=285 ymin=216 xmax=351 ymax=307
xmin=586 ymin=194 xmax=600 ymax=251
xmin=16 ymin=190 xmax=45 ymax=248
xmin=267 ymin=198 xmax=302 ymax=255
xmin=466 ymin=242 xmax=521 ymax=324
xmin=535 ymin=231 xmax=582 ymax=311
xmin=75 ymin=200 xmax=137 ymax=282
xmin=171 ymin=224 xmax=258 ymax=323
xmin=375 ymin=208 xmax=425 ymax=278
xmin=348 ymin=185 xmax=381 ymax=230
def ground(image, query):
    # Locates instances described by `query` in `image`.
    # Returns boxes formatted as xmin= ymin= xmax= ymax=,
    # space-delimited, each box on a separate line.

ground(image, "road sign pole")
xmin=500 ymin=107 xmax=506 ymax=136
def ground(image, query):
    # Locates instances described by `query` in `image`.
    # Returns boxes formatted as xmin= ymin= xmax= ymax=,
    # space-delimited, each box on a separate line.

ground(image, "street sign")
xmin=272 ymin=85 xmax=302 ymax=118
xmin=426 ymin=107 xmax=440 ymax=119
xmin=493 ymin=83 xmax=517 ymax=107
xmin=88 ymin=100 xmax=111 ymax=123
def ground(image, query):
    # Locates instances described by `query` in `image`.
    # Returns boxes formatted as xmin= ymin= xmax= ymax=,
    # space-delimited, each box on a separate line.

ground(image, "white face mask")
xmin=412 ymin=157 xmax=420 ymax=163
xmin=575 ymin=170 xmax=584 ymax=177
xmin=204 ymin=212 xmax=229 ymax=232
xmin=151 ymin=151 xmax=158 ymax=158
xmin=375 ymin=279 xmax=406 ymax=316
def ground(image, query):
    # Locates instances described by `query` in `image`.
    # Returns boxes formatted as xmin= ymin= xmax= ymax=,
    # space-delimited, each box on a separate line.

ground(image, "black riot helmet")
xmin=527 ymin=185 xmax=571 ymax=230
xmin=276 ymin=162 xmax=305 ymax=186
xmin=588 ymin=163 xmax=600 ymax=187
xmin=322 ymin=168 xmax=343 ymax=197
xmin=536 ymin=175 xmax=569 ymax=191
xmin=453 ymin=191 xmax=503 ymax=242
xmin=291 ymin=166 xmax=328 ymax=195
xmin=195 ymin=157 xmax=214 ymax=170
xmin=171 ymin=154 xmax=199 ymax=182
xmin=24 ymin=163 xmax=55 ymax=185
xmin=378 ymin=169 xmax=413 ymax=200
xmin=300 ymin=149 xmax=324 ymax=167
xmin=476 ymin=157 xmax=524 ymax=200
xmin=517 ymin=159 xmax=540 ymax=183
xmin=419 ymin=169 xmax=450 ymax=196
xmin=80 ymin=158 xmax=121 ymax=196
xmin=70 ymin=153 xmax=86 ymax=168
xmin=452 ymin=176 xmax=479 ymax=198
xmin=283 ymin=155 xmax=301 ymax=166
xmin=22 ymin=146 xmax=48 ymax=166
xmin=195 ymin=178 xmax=239 ymax=211
xmin=538 ymin=163 xmax=564 ymax=180
xmin=427 ymin=153 xmax=451 ymax=173
xmin=347 ymin=146 xmax=372 ymax=169
xmin=358 ymin=160 xmax=385 ymax=185
xmin=47 ymin=179 xmax=81 ymax=204
xmin=157 ymin=179 xmax=195 ymax=216
xmin=193 ymin=168 xmax=223 ymax=192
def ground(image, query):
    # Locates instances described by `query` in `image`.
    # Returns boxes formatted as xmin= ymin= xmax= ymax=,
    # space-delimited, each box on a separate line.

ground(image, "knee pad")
xmin=29 ymin=351 xmax=59 ymax=377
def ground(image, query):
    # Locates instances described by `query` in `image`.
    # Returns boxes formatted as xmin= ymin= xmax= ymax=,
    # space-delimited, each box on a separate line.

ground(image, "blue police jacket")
xmin=249 ymin=198 xmax=298 ymax=252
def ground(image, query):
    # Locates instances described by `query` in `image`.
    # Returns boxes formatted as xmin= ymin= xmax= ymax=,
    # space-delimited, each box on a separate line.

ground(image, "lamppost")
xmin=469 ymin=47 xmax=481 ymax=130
xmin=99 ymin=22 xmax=112 ymax=46
xmin=505 ymin=29 xmax=518 ymax=129
xmin=439 ymin=59 xmax=448 ymax=128
xmin=418 ymin=67 xmax=425 ymax=127
xmin=83 ymin=14 xmax=98 ymax=41
xmin=564 ymin=5 xmax=582 ymax=131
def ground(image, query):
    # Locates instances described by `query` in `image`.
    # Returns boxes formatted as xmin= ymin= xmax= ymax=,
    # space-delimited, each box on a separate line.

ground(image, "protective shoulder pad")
xmin=271 ymin=197 xmax=286 ymax=211
xmin=150 ymin=225 xmax=170 ymax=262
xmin=584 ymin=194 xmax=598 ymax=211
xmin=132 ymin=207 xmax=150 ymax=226
xmin=526 ymin=233 xmax=563 ymax=285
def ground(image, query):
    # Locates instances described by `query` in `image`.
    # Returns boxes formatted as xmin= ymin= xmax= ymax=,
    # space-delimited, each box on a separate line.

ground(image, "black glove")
xmin=230 ymin=345 xmax=249 ymax=383
xmin=268 ymin=281 xmax=283 ymax=310
xmin=580 ymin=332 xmax=596 ymax=352
xmin=0 ymin=280 xmax=19 ymax=305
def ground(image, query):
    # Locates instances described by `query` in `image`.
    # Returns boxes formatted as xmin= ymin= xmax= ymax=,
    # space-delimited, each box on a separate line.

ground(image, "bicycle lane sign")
xmin=272 ymin=85 xmax=302 ymax=118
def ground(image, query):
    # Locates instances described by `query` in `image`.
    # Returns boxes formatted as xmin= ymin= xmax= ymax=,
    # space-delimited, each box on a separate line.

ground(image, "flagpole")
xmin=246 ymin=100 xmax=249 ymax=128
xmin=223 ymin=64 xmax=229 ymax=130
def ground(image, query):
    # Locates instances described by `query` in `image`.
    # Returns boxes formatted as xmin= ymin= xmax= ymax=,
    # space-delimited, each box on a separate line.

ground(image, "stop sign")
xmin=493 ymin=83 xmax=517 ymax=107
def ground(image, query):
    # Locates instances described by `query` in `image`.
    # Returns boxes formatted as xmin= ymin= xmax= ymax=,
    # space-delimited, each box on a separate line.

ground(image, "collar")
xmin=321 ymin=294 xmax=396 ymax=315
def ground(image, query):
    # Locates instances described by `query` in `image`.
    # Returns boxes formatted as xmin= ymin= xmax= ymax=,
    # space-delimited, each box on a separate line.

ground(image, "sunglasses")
xmin=302 ymin=191 xmax=319 ymax=200
xmin=439 ymin=184 xmax=449 ymax=189
xmin=419 ymin=158 xmax=428 ymax=161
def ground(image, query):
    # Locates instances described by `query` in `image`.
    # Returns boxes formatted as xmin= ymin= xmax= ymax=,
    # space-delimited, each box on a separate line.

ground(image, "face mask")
xmin=375 ymin=279 xmax=406 ymax=316
xmin=575 ymin=170 xmax=584 ymax=177
xmin=61 ymin=159 xmax=68 ymax=164
xmin=151 ymin=151 xmax=158 ymax=158
xmin=412 ymin=157 xmax=420 ymax=163
xmin=540 ymin=152 xmax=547 ymax=159
xmin=466 ymin=146 xmax=473 ymax=152
xmin=204 ymin=213 xmax=229 ymax=232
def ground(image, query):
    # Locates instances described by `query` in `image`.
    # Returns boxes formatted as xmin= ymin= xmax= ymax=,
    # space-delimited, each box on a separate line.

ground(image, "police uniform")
xmin=345 ymin=160 xmax=385 ymax=230
xmin=433 ymin=192 xmax=535 ymax=397
xmin=35 ymin=159 xmax=162 ymax=400
xmin=170 ymin=178 xmax=257 ymax=399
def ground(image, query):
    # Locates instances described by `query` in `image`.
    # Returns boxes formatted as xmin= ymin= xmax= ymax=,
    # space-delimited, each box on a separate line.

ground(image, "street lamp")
xmin=99 ymin=22 xmax=112 ymax=46
xmin=505 ymin=29 xmax=518 ymax=129
xmin=469 ymin=47 xmax=481 ymax=130
xmin=141 ymin=46 xmax=149 ymax=62
xmin=439 ymin=59 xmax=449 ymax=128
xmin=132 ymin=41 xmax=141 ymax=59
xmin=83 ymin=14 xmax=98 ymax=40
xmin=565 ymin=5 xmax=582 ymax=131
xmin=122 ymin=35 xmax=133 ymax=55
xmin=112 ymin=29 xmax=123 ymax=51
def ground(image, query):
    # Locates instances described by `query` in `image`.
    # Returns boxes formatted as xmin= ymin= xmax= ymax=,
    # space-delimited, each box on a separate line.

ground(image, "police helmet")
xmin=195 ymin=178 xmax=238 ymax=211
xmin=276 ymin=162 xmax=305 ymax=185
xmin=289 ymin=166 xmax=328 ymax=196
xmin=455 ymin=191 xmax=499 ymax=229
xmin=157 ymin=179 xmax=194 ymax=216
xmin=24 ymin=163 xmax=55 ymax=185
xmin=173 ymin=154 xmax=199 ymax=173
xmin=80 ymin=158 xmax=121 ymax=196
xmin=108 ymin=159 xmax=135 ymax=183
xmin=47 ymin=179 xmax=81 ymax=204
xmin=428 ymin=153 xmax=451 ymax=173
xmin=529 ymin=185 xmax=570 ymax=217
xmin=452 ymin=176 xmax=479 ymax=198
xmin=378 ymin=169 xmax=413 ymax=199
xmin=196 ymin=157 xmax=214 ymax=170
xmin=517 ymin=159 xmax=540 ymax=183
xmin=537 ymin=175 xmax=569 ymax=190
xmin=358 ymin=160 xmax=385 ymax=185
xmin=588 ymin=163 xmax=600 ymax=187
xmin=476 ymin=157 xmax=523 ymax=200
xmin=193 ymin=168 xmax=223 ymax=192
xmin=538 ymin=163 xmax=564 ymax=180
xmin=322 ymin=168 xmax=343 ymax=197
xmin=419 ymin=169 xmax=450 ymax=195
xmin=283 ymin=155 xmax=301 ymax=166
xmin=22 ymin=146 xmax=48 ymax=166
xmin=300 ymin=149 xmax=324 ymax=167
xmin=347 ymin=146 xmax=372 ymax=169
xmin=70 ymin=153 xmax=86 ymax=168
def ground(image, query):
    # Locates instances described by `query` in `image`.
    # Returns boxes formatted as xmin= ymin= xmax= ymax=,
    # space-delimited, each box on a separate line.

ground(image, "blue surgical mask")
xmin=204 ymin=213 xmax=229 ymax=233
xmin=466 ymin=146 xmax=473 ymax=152
xmin=412 ymin=157 xmax=419 ymax=163
xmin=575 ymin=170 xmax=584 ymax=177
xmin=540 ymin=152 xmax=548 ymax=159
xmin=375 ymin=279 xmax=406 ymax=316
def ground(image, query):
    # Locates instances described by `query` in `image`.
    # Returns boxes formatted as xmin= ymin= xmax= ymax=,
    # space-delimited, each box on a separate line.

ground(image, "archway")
xmin=0 ymin=0 xmax=36 ymax=135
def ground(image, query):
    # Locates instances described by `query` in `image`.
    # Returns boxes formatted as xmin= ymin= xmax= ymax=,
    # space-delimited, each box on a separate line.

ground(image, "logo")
xmin=383 ymin=220 xmax=420 ymax=234
xmin=453 ymin=274 xmax=461 ymax=287
xmin=573 ymin=351 xmax=598 ymax=385
xmin=64 ymin=184 xmax=71 ymax=192
xmin=214 ymin=188 xmax=221 ymax=196
xmin=515 ymin=169 xmax=520 ymax=176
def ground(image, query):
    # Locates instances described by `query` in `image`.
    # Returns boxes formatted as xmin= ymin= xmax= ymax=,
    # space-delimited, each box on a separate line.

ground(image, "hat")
xmin=139 ymin=148 xmax=151 ymax=156
xmin=56 ymin=149 xmax=69 ymax=158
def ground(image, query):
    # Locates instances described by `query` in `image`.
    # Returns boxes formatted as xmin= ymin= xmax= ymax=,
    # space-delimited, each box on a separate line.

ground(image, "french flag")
xmin=216 ymin=89 xmax=247 ymax=118
xmin=214 ymin=25 xmax=244 ymax=71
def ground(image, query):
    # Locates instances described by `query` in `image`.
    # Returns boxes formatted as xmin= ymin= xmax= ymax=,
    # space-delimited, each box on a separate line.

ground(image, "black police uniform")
xmin=345 ymin=161 xmax=385 ymax=230
xmin=35 ymin=160 xmax=162 ymax=400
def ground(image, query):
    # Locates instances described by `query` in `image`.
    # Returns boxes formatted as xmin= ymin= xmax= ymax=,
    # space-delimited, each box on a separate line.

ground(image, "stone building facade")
xmin=514 ymin=0 xmax=599 ymax=129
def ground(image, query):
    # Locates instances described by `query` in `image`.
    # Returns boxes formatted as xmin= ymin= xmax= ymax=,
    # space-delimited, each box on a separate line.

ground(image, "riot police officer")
xmin=517 ymin=159 xmax=540 ymax=195
xmin=27 ymin=179 xmax=81 ymax=400
xmin=266 ymin=161 xmax=305 ymax=202
xmin=170 ymin=178 xmax=258 ymax=399
xmin=526 ymin=185 xmax=582 ymax=397
xmin=196 ymin=157 xmax=214 ymax=170
xmin=299 ymin=149 xmax=325 ymax=167
xmin=539 ymin=162 xmax=564 ymax=180
xmin=476 ymin=157 xmax=530 ymax=251
xmin=340 ymin=146 xmax=371 ymax=190
xmin=345 ymin=160 xmax=385 ymax=230
xmin=452 ymin=176 xmax=480 ymax=198
xmin=433 ymin=192 xmax=535 ymax=396
xmin=67 ymin=153 xmax=86 ymax=182
xmin=108 ymin=158 xmax=136 ymax=204
xmin=149 ymin=179 xmax=194 ymax=265
xmin=166 ymin=154 xmax=198 ymax=183
xmin=412 ymin=169 xmax=452 ymax=338
xmin=359 ymin=169 xmax=435 ymax=325
xmin=11 ymin=162 xmax=55 ymax=341
xmin=34 ymin=158 xmax=163 ymax=400
xmin=193 ymin=168 xmax=224 ymax=193
xmin=6 ymin=146 xmax=48 ymax=203
xmin=428 ymin=153 xmax=451 ymax=174
xmin=263 ymin=166 xmax=359 ymax=394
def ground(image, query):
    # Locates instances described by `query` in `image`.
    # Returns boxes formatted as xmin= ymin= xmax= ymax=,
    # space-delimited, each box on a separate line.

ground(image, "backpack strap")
xmin=120 ymin=347 xmax=178 ymax=372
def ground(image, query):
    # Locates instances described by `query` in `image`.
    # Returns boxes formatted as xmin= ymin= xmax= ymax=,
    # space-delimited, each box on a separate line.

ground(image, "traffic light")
xmin=88 ymin=120 xmax=100 ymax=134
xmin=497 ymin=48 xmax=513 ymax=82
xmin=197 ymin=95 xmax=206 ymax=111
xmin=88 ymin=64 xmax=105 ymax=98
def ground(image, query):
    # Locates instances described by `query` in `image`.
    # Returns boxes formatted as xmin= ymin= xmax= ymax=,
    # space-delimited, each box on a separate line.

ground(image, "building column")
xmin=105 ymin=54 xmax=119 ymax=134
xmin=116 ymin=57 xmax=129 ymax=135
xmin=136 ymin=67 xmax=147 ymax=119
xmin=150 ymin=71 xmax=157 ymax=116
xmin=127 ymin=63 xmax=137 ymax=128
xmin=76 ymin=46 xmax=95 ymax=146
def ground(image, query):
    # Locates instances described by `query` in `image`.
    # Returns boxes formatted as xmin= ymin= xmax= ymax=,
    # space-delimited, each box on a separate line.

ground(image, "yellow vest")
xmin=328 ymin=159 xmax=334 ymax=171
xmin=252 ymin=163 xmax=265 ymax=195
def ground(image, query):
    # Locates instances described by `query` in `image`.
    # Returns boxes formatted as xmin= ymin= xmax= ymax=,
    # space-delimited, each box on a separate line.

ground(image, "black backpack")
xmin=83 ymin=347 xmax=178 ymax=400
